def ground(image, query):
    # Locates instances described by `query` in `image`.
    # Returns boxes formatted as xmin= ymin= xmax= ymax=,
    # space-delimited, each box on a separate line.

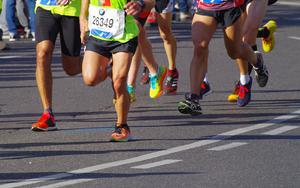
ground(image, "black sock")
xmin=45 ymin=108 xmax=54 ymax=116
xmin=257 ymin=27 xmax=270 ymax=38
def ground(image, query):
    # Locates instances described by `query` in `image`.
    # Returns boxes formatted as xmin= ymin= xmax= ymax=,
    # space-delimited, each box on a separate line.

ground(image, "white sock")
xmin=203 ymin=74 xmax=208 ymax=83
xmin=240 ymin=74 xmax=250 ymax=85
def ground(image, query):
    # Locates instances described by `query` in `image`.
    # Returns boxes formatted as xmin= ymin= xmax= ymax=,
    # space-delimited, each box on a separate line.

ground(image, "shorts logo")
xmin=99 ymin=9 xmax=105 ymax=16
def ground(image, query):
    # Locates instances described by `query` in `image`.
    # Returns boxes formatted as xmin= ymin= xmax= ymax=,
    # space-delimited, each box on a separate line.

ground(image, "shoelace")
xmin=238 ymin=85 xmax=249 ymax=99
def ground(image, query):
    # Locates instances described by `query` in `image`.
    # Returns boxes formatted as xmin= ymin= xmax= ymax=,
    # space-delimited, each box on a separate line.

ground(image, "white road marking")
xmin=1 ymin=109 xmax=300 ymax=188
xmin=288 ymin=36 xmax=300 ymax=41
xmin=262 ymin=126 xmax=298 ymax=135
xmin=208 ymin=142 xmax=248 ymax=151
xmin=131 ymin=159 xmax=182 ymax=169
xmin=0 ymin=56 xmax=22 ymax=59
xmin=277 ymin=1 xmax=300 ymax=6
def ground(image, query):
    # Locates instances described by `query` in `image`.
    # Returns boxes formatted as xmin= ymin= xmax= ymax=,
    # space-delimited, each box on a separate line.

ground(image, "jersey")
xmin=35 ymin=0 xmax=81 ymax=17
xmin=88 ymin=0 xmax=139 ymax=43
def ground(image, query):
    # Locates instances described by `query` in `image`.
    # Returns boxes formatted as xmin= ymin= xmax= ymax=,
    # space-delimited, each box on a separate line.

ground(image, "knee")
xmin=113 ymin=76 xmax=127 ymax=96
xmin=159 ymin=30 xmax=172 ymax=42
xmin=193 ymin=41 xmax=209 ymax=56
xmin=62 ymin=57 xmax=82 ymax=76
xmin=36 ymin=47 xmax=52 ymax=67
xmin=83 ymin=72 xmax=98 ymax=87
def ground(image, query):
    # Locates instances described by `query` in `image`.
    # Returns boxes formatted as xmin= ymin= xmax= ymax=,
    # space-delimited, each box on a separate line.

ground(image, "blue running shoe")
xmin=237 ymin=77 xmax=252 ymax=107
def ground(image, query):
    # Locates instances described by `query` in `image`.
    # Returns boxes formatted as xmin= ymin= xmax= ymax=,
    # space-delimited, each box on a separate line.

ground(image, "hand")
xmin=80 ymin=18 xmax=89 ymax=45
xmin=56 ymin=0 xmax=71 ymax=6
xmin=124 ymin=1 xmax=142 ymax=16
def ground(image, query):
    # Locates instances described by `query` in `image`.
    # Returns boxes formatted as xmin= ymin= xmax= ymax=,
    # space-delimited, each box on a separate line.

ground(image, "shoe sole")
xmin=31 ymin=126 xmax=58 ymax=132
xmin=178 ymin=102 xmax=202 ymax=115
xmin=110 ymin=136 xmax=132 ymax=142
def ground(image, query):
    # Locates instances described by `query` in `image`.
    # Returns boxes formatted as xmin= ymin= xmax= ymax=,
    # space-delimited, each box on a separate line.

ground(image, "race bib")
xmin=201 ymin=0 xmax=223 ymax=4
xmin=40 ymin=0 xmax=56 ymax=6
xmin=88 ymin=5 xmax=125 ymax=39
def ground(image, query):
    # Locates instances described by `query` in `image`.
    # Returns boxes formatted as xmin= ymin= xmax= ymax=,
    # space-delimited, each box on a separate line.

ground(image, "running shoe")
xmin=127 ymin=85 xmax=136 ymax=103
xmin=178 ymin=93 xmax=202 ymax=115
xmin=237 ymin=77 xmax=252 ymax=107
xmin=227 ymin=81 xmax=240 ymax=102
xmin=164 ymin=68 xmax=179 ymax=95
xmin=140 ymin=66 xmax=150 ymax=85
xmin=268 ymin=0 xmax=277 ymax=5
xmin=253 ymin=51 xmax=269 ymax=87
xmin=262 ymin=20 xmax=277 ymax=53
xmin=199 ymin=81 xmax=212 ymax=99
xmin=31 ymin=111 xmax=57 ymax=131
xmin=110 ymin=124 xmax=131 ymax=142
xmin=149 ymin=66 xmax=167 ymax=98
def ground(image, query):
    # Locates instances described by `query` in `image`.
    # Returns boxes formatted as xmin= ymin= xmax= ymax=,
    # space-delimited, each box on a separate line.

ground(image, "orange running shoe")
xmin=110 ymin=124 xmax=131 ymax=142
xmin=31 ymin=112 xmax=57 ymax=131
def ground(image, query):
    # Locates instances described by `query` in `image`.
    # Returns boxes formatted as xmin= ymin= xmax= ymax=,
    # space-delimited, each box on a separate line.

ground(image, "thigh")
xmin=223 ymin=15 xmax=243 ymax=56
xmin=60 ymin=15 xmax=81 ymax=57
xmin=243 ymin=0 xmax=268 ymax=33
xmin=192 ymin=13 xmax=217 ymax=47
xmin=82 ymin=50 xmax=110 ymax=81
xmin=112 ymin=52 xmax=133 ymax=81
xmin=35 ymin=8 xmax=59 ymax=44
xmin=157 ymin=12 xmax=173 ymax=34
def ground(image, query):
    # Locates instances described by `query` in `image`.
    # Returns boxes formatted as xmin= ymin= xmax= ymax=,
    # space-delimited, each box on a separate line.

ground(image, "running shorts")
xmin=85 ymin=36 xmax=138 ymax=58
xmin=35 ymin=7 xmax=81 ymax=57
xmin=195 ymin=7 xmax=242 ymax=28
xmin=155 ymin=0 xmax=174 ymax=13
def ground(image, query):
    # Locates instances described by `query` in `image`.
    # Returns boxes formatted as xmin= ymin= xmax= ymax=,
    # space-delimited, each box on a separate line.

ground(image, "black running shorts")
xmin=85 ymin=36 xmax=138 ymax=58
xmin=195 ymin=7 xmax=242 ymax=28
xmin=35 ymin=7 xmax=81 ymax=57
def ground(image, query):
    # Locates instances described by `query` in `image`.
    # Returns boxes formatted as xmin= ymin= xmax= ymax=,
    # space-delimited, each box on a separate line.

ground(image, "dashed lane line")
xmin=1 ymin=109 xmax=299 ymax=188
xmin=262 ymin=126 xmax=298 ymax=135
xmin=131 ymin=159 xmax=182 ymax=169
xmin=207 ymin=142 xmax=248 ymax=151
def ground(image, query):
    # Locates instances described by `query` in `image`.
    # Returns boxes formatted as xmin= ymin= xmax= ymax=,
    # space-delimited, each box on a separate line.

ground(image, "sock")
xmin=240 ymin=74 xmax=250 ymax=85
xmin=203 ymin=74 xmax=208 ymax=83
xmin=257 ymin=27 xmax=270 ymax=38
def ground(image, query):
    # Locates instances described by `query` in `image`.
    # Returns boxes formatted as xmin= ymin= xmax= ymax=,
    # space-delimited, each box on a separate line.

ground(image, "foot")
xmin=110 ymin=124 xmax=131 ymax=142
xmin=178 ymin=93 xmax=202 ymax=115
xmin=262 ymin=20 xmax=277 ymax=53
xmin=237 ymin=77 xmax=252 ymax=107
xmin=253 ymin=51 xmax=269 ymax=87
xmin=140 ymin=67 xmax=150 ymax=85
xmin=199 ymin=81 xmax=212 ymax=99
xmin=149 ymin=66 xmax=167 ymax=98
xmin=227 ymin=81 xmax=240 ymax=102
xmin=164 ymin=68 xmax=179 ymax=95
xmin=32 ymin=112 xmax=57 ymax=131
xmin=127 ymin=85 xmax=136 ymax=103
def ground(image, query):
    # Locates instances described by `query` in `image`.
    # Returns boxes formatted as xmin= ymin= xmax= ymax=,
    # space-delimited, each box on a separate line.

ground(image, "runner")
xmin=31 ymin=0 xmax=82 ymax=131
xmin=127 ymin=7 xmax=172 ymax=102
xmin=200 ymin=0 xmax=277 ymax=102
xmin=80 ymin=0 xmax=154 ymax=141
xmin=178 ymin=0 xmax=265 ymax=115
xmin=227 ymin=0 xmax=277 ymax=102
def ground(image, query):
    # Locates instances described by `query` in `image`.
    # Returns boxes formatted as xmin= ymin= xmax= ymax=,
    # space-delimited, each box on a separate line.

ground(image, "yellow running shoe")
xmin=149 ymin=66 xmax=167 ymax=98
xmin=227 ymin=81 xmax=240 ymax=102
xmin=127 ymin=85 xmax=136 ymax=103
xmin=262 ymin=20 xmax=277 ymax=53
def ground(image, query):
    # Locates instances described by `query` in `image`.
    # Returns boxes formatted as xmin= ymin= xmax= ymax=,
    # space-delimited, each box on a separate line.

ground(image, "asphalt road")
xmin=0 ymin=2 xmax=300 ymax=188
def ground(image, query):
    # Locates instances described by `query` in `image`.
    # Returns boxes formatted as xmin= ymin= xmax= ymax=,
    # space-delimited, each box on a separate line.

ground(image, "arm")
xmin=79 ymin=0 xmax=90 ymax=45
xmin=125 ymin=0 xmax=155 ymax=16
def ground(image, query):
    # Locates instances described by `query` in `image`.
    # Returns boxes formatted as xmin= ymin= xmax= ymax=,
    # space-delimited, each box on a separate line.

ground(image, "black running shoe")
xmin=178 ymin=93 xmax=202 ymax=115
xmin=253 ymin=51 xmax=269 ymax=87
